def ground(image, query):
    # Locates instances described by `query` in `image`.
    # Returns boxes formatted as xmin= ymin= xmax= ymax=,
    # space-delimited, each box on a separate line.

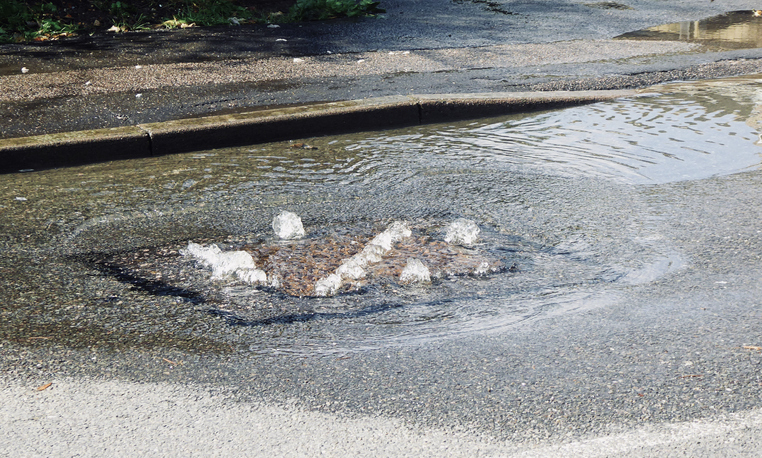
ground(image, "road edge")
xmin=0 ymin=90 xmax=636 ymax=172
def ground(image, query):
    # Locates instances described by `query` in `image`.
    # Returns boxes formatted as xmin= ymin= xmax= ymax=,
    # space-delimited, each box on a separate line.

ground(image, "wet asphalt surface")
xmin=3 ymin=155 xmax=762 ymax=447
xmin=4 ymin=0 xmax=762 ymax=138
xmin=3 ymin=0 xmax=762 ymax=454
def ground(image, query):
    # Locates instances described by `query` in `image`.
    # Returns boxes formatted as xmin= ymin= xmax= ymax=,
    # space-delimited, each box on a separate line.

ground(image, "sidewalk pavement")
xmin=1 ymin=0 xmax=762 ymax=170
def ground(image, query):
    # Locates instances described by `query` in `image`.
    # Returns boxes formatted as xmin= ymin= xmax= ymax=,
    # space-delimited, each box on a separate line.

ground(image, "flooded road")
xmin=3 ymin=77 xmax=762 ymax=443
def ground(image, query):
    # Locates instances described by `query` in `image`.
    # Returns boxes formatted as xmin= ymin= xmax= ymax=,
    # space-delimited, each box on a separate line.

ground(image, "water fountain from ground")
xmin=179 ymin=217 xmax=503 ymax=297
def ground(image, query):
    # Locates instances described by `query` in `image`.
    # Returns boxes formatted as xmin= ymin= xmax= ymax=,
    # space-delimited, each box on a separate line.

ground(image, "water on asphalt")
xmin=617 ymin=10 xmax=762 ymax=50
xmin=2 ymin=76 xmax=761 ymax=359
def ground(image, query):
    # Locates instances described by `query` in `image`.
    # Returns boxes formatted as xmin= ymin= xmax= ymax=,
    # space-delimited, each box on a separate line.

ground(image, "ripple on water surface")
xmin=5 ymin=77 xmax=762 ymax=355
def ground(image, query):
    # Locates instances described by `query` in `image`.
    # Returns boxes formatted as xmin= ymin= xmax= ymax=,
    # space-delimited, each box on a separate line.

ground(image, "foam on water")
xmin=272 ymin=210 xmax=305 ymax=240
xmin=399 ymin=258 xmax=431 ymax=284
xmin=444 ymin=218 xmax=480 ymax=246
xmin=314 ymin=221 xmax=412 ymax=296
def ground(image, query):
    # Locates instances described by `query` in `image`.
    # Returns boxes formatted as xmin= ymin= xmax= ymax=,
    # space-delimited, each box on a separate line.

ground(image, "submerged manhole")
xmin=616 ymin=10 xmax=762 ymax=50
xmin=89 ymin=215 xmax=512 ymax=302
xmin=84 ymin=209 xmax=635 ymax=355
xmin=181 ymin=215 xmax=507 ymax=298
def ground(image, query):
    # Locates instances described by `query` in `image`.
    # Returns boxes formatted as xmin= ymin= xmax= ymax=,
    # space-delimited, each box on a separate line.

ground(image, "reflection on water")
xmin=3 ymin=77 xmax=762 ymax=355
xmin=354 ymin=79 xmax=761 ymax=185
xmin=617 ymin=10 xmax=762 ymax=50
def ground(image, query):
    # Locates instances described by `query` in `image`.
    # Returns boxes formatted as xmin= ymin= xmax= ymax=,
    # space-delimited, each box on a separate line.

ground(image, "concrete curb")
xmin=0 ymin=89 xmax=636 ymax=172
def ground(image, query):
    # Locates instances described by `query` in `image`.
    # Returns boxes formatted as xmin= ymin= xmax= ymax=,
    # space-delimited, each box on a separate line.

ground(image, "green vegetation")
xmin=0 ymin=0 xmax=385 ymax=44
xmin=103 ymin=1 xmax=151 ymax=31
xmin=0 ymin=1 xmax=80 ymax=42
xmin=172 ymin=0 xmax=254 ymax=27
xmin=285 ymin=0 xmax=384 ymax=22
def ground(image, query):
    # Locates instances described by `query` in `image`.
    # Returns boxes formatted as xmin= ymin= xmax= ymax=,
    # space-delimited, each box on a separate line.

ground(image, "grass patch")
xmin=0 ymin=0 xmax=386 ymax=43
xmin=285 ymin=0 xmax=384 ymax=22
xmin=0 ymin=1 xmax=81 ymax=43
xmin=173 ymin=0 xmax=253 ymax=27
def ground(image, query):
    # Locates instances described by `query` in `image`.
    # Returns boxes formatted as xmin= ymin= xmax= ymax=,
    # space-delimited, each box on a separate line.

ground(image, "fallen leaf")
xmin=36 ymin=382 xmax=52 ymax=391
xmin=742 ymin=346 xmax=762 ymax=351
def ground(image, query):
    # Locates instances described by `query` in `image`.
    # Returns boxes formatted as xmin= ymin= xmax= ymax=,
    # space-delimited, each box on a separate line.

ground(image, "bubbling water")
xmin=180 ymin=217 xmax=504 ymax=298
xmin=399 ymin=258 xmax=431 ymax=284
xmin=272 ymin=210 xmax=306 ymax=240
xmin=62 ymin=79 xmax=762 ymax=355
xmin=444 ymin=218 xmax=481 ymax=246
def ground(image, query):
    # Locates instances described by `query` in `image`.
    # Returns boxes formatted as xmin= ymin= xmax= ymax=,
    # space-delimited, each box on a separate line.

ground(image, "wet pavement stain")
xmin=454 ymin=0 xmax=516 ymax=15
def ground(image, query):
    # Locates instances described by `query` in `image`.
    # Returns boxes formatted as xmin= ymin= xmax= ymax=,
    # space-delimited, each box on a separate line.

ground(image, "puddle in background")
xmin=3 ymin=76 xmax=762 ymax=355
xmin=617 ymin=10 xmax=762 ymax=50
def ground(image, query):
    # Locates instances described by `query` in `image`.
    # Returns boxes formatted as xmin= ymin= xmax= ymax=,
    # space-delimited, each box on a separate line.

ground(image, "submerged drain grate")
xmin=86 ymin=218 xmax=512 ymax=306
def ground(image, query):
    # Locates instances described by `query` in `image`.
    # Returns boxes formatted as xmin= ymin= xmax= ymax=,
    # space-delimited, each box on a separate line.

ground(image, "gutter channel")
xmin=0 ymin=90 xmax=638 ymax=173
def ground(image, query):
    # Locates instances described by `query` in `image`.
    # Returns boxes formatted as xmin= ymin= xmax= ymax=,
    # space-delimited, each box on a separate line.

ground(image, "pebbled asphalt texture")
xmin=2 ymin=0 xmax=762 ymax=140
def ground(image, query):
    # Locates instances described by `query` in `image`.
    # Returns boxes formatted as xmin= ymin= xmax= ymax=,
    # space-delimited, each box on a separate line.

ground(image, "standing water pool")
xmin=2 ymin=76 xmax=761 ymax=356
